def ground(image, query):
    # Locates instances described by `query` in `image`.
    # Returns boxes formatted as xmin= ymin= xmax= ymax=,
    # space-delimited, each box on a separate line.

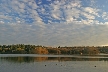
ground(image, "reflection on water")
xmin=0 ymin=54 xmax=108 ymax=72
xmin=1 ymin=54 xmax=108 ymax=63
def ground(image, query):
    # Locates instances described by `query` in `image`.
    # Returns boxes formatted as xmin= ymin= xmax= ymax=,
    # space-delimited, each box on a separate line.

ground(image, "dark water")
xmin=0 ymin=54 xmax=108 ymax=72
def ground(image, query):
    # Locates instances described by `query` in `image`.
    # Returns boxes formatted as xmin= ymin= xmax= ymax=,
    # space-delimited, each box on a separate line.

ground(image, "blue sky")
xmin=0 ymin=0 xmax=108 ymax=46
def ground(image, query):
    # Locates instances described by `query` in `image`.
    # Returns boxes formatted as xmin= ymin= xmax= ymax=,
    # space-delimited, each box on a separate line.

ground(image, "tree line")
xmin=0 ymin=44 xmax=108 ymax=54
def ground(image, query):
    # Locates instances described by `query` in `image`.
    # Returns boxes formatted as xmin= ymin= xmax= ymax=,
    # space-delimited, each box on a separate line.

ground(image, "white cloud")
xmin=52 ymin=14 xmax=60 ymax=19
xmin=104 ymin=22 xmax=108 ymax=25
xmin=102 ymin=12 xmax=108 ymax=20
xmin=0 ymin=15 xmax=12 ymax=20
xmin=19 ymin=2 xmax=25 ymax=9
xmin=66 ymin=17 xmax=74 ymax=23
xmin=83 ymin=7 xmax=99 ymax=16
xmin=81 ymin=12 xmax=95 ymax=20
xmin=81 ymin=19 xmax=93 ymax=24
xmin=0 ymin=21 xmax=4 ymax=24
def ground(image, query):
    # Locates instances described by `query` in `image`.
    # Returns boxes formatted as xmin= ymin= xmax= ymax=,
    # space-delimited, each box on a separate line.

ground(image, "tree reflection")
xmin=1 ymin=56 xmax=108 ymax=63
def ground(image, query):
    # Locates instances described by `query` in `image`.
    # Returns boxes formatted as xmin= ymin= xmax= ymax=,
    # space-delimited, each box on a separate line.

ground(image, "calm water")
xmin=0 ymin=54 xmax=108 ymax=72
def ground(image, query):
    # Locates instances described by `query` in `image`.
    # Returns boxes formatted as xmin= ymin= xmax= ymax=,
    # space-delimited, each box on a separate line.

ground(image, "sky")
xmin=0 ymin=0 xmax=108 ymax=46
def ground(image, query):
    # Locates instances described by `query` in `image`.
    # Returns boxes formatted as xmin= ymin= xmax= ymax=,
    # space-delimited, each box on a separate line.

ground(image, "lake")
xmin=0 ymin=54 xmax=108 ymax=72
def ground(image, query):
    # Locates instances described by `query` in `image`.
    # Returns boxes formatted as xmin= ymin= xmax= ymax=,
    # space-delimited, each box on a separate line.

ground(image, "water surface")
xmin=0 ymin=54 xmax=108 ymax=72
